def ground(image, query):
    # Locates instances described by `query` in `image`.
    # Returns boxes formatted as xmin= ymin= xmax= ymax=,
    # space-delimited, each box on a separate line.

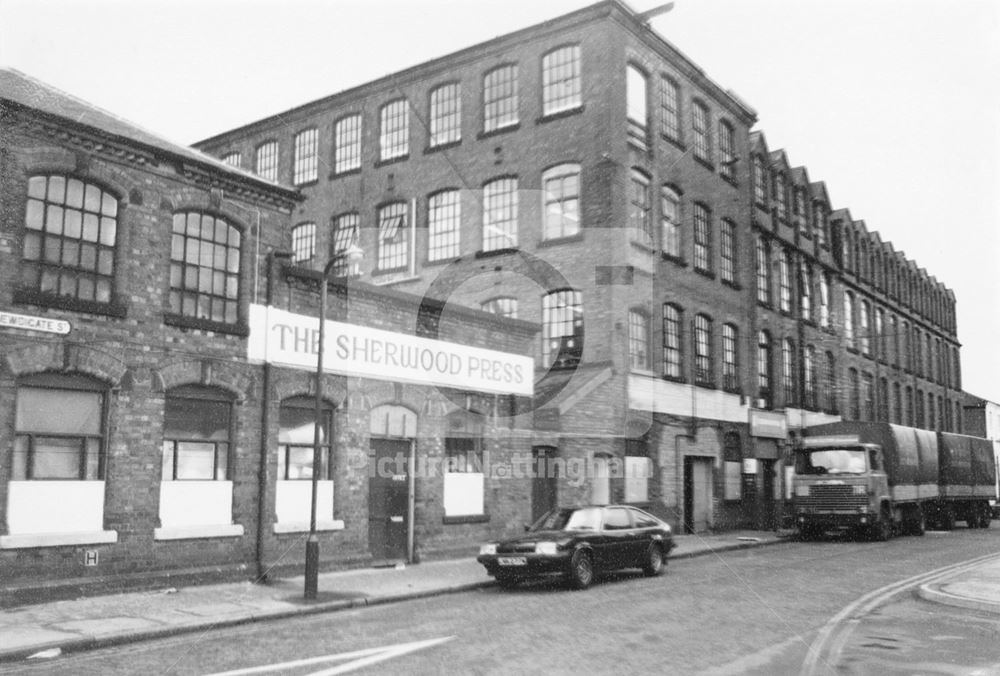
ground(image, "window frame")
xmin=376 ymin=201 xmax=410 ymax=272
xmin=291 ymin=222 xmax=316 ymax=264
xmin=292 ymin=127 xmax=319 ymax=185
xmin=162 ymin=385 xmax=234 ymax=482
xmin=542 ymin=288 xmax=584 ymax=369
xmin=628 ymin=308 xmax=651 ymax=372
xmin=693 ymin=313 xmax=714 ymax=387
xmin=541 ymin=163 xmax=581 ymax=240
xmin=168 ymin=211 xmax=242 ymax=327
xmin=662 ymin=303 xmax=683 ymax=380
xmin=691 ymin=100 xmax=711 ymax=164
xmin=542 ymin=45 xmax=582 ymax=117
xmin=278 ymin=396 xmax=334 ymax=481
xmin=429 ymin=82 xmax=462 ymax=148
xmin=660 ymin=75 xmax=681 ymax=142
xmin=722 ymin=323 xmax=739 ymax=393
xmin=482 ymin=176 xmax=519 ymax=251
xmin=378 ymin=98 xmax=409 ymax=162
xmin=330 ymin=212 xmax=360 ymax=277
xmin=427 ymin=189 xmax=461 ymax=261
xmin=483 ymin=63 xmax=519 ymax=133
xmin=333 ymin=114 xmax=363 ymax=174
xmin=255 ymin=140 xmax=279 ymax=181
xmin=693 ymin=203 xmax=712 ymax=274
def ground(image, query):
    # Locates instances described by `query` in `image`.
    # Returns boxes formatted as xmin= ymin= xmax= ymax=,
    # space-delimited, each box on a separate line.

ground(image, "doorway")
xmin=758 ymin=459 xmax=776 ymax=529
xmin=683 ymin=456 xmax=713 ymax=534
xmin=531 ymin=446 xmax=559 ymax=523
xmin=368 ymin=438 xmax=410 ymax=561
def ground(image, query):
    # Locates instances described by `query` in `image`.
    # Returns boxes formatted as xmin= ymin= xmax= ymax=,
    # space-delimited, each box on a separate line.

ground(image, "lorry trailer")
xmin=793 ymin=422 xmax=996 ymax=540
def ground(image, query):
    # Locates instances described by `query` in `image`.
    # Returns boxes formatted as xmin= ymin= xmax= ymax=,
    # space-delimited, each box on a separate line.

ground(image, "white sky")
xmin=2 ymin=0 xmax=999 ymax=403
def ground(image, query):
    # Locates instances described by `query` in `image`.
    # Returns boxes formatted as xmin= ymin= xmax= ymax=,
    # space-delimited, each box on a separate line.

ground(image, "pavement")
xmin=1 ymin=528 xmax=998 ymax=664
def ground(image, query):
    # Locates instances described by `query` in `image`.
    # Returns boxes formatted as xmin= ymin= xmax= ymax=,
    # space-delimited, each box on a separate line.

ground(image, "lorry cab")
xmin=793 ymin=437 xmax=891 ymax=539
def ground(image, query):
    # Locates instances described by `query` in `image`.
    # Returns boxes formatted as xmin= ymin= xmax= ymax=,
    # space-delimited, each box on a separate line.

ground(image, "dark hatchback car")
xmin=477 ymin=505 xmax=675 ymax=589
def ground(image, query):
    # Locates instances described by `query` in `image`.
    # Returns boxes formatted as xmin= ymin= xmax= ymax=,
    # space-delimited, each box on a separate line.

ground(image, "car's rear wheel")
xmin=641 ymin=543 xmax=664 ymax=577
xmin=567 ymin=550 xmax=593 ymax=590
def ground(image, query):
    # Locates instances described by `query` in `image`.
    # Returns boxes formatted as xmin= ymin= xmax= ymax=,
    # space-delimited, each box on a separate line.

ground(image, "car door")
xmin=628 ymin=508 xmax=659 ymax=563
xmin=600 ymin=507 xmax=635 ymax=570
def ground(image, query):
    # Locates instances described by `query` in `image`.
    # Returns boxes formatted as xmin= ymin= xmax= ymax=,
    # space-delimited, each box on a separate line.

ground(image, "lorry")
xmin=792 ymin=422 xmax=996 ymax=540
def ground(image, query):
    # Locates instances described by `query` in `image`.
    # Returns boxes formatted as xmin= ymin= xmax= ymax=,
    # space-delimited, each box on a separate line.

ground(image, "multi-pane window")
xmin=863 ymin=372 xmax=875 ymax=421
xmin=628 ymin=310 xmax=650 ymax=371
xmin=661 ymin=186 xmax=681 ymax=258
xmin=860 ymin=300 xmax=871 ymax=355
xmin=757 ymin=331 xmax=772 ymax=406
xmin=692 ymin=101 xmax=711 ymax=162
xmin=774 ymin=172 xmax=787 ymax=221
xmin=878 ymin=377 xmax=889 ymax=422
xmin=720 ymin=219 xmax=736 ymax=283
xmin=628 ymin=170 xmax=652 ymax=244
xmin=844 ymin=292 xmax=855 ymax=348
xmin=481 ymin=297 xmax=518 ymax=318
xmin=542 ymin=45 xmax=582 ymax=115
xmin=255 ymin=141 xmax=278 ymax=181
xmin=334 ymin=114 xmax=362 ymax=174
xmin=722 ymin=323 xmax=739 ymax=392
xmin=626 ymin=64 xmax=648 ymax=145
xmin=905 ymin=386 xmax=914 ymax=426
xmin=752 ymin=156 xmax=767 ymax=205
xmin=662 ymin=303 xmax=683 ymax=380
xmin=660 ymin=76 xmax=681 ymax=141
xmin=22 ymin=175 xmax=118 ymax=304
xmin=330 ymin=212 xmax=360 ymax=277
xmin=428 ymin=190 xmax=461 ymax=261
xmin=483 ymin=64 xmax=518 ymax=132
xmin=814 ymin=203 xmax=827 ymax=246
xmin=825 ymin=352 xmax=837 ymax=413
xmin=875 ymin=308 xmax=886 ymax=360
xmin=278 ymin=397 xmax=332 ymax=480
xmin=892 ymin=382 xmax=902 ymax=424
xmin=693 ymin=314 xmax=713 ymax=386
xmin=13 ymin=374 xmax=105 ymax=480
xmin=376 ymin=202 xmax=409 ymax=270
xmin=162 ymin=386 xmax=231 ymax=481
xmin=804 ymin=345 xmax=817 ymax=409
xmin=778 ymin=249 xmax=792 ymax=313
xmin=756 ymin=236 xmax=771 ymax=305
xmin=782 ymin=338 xmax=796 ymax=405
xmin=429 ymin=83 xmax=462 ymax=147
xmin=542 ymin=289 xmax=583 ymax=368
xmin=293 ymin=128 xmax=319 ymax=184
xmin=379 ymin=99 xmax=409 ymax=161
xmin=693 ymin=203 xmax=712 ymax=272
xmin=793 ymin=189 xmax=806 ymax=234
xmin=169 ymin=212 xmax=240 ymax=324
xmin=221 ymin=152 xmax=241 ymax=168
xmin=848 ymin=368 xmax=860 ymax=420
xmin=482 ymin=177 xmax=518 ymax=251
xmin=800 ymin=261 xmax=812 ymax=320
xmin=819 ymin=273 xmax=831 ymax=327
xmin=542 ymin=163 xmax=580 ymax=240
xmin=718 ymin=121 xmax=736 ymax=180
xmin=291 ymin=222 xmax=316 ymax=264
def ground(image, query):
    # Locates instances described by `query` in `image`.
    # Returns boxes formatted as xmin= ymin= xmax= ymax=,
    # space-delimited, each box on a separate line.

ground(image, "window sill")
xmin=329 ymin=167 xmax=361 ymax=180
xmin=661 ymin=375 xmax=687 ymax=384
xmin=375 ymin=154 xmax=409 ymax=168
xmin=475 ymin=247 xmax=519 ymax=259
xmin=757 ymin=301 xmax=774 ymax=311
xmin=443 ymin=514 xmax=490 ymax=525
xmin=661 ymin=253 xmax=687 ymax=267
xmin=163 ymin=313 xmax=249 ymax=337
xmin=754 ymin=202 xmax=769 ymax=214
xmin=423 ymin=255 xmax=462 ymax=267
xmin=154 ymin=524 xmax=245 ymax=541
xmin=478 ymin=123 xmax=520 ymax=140
xmin=0 ymin=530 xmax=119 ymax=549
xmin=371 ymin=274 xmax=422 ymax=287
xmin=293 ymin=179 xmax=319 ymax=189
xmin=721 ymin=175 xmax=739 ymax=189
xmin=694 ymin=156 xmax=715 ymax=172
xmin=660 ymin=135 xmax=685 ymax=151
xmin=627 ymin=135 xmax=650 ymax=153
xmin=424 ymin=140 xmax=462 ymax=154
xmin=536 ymin=105 xmax=584 ymax=124
xmin=13 ymin=287 xmax=127 ymax=318
xmin=630 ymin=239 xmax=657 ymax=254
xmin=273 ymin=520 xmax=345 ymax=534
xmin=722 ymin=280 xmax=742 ymax=290
xmin=537 ymin=233 xmax=584 ymax=248
xmin=694 ymin=268 xmax=715 ymax=280
xmin=630 ymin=368 xmax=656 ymax=378
xmin=694 ymin=381 xmax=718 ymax=390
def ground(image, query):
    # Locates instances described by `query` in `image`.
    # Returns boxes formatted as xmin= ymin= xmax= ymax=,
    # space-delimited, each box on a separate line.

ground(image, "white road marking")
xmin=800 ymin=552 xmax=1000 ymax=676
xmin=203 ymin=636 xmax=454 ymax=676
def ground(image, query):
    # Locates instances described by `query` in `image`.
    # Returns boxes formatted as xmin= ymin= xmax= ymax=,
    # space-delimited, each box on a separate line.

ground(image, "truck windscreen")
xmin=796 ymin=448 xmax=867 ymax=475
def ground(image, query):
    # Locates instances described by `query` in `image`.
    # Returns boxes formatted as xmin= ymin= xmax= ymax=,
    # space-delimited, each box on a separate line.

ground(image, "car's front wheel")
xmin=641 ymin=543 xmax=664 ymax=577
xmin=567 ymin=549 xmax=593 ymax=590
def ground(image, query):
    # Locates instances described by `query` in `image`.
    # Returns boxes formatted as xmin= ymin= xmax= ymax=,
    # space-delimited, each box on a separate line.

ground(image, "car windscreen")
xmin=795 ymin=448 xmax=867 ymax=475
xmin=530 ymin=507 xmax=603 ymax=532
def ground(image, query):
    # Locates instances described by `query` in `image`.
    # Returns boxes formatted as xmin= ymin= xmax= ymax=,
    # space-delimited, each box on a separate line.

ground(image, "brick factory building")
xmin=197 ymin=0 xmax=964 ymax=535
xmin=0 ymin=68 xmax=537 ymax=598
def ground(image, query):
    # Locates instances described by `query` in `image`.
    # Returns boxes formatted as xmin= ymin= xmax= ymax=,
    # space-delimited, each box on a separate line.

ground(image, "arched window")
xmin=379 ymin=98 xmax=409 ymax=161
xmin=752 ymin=155 xmax=767 ymax=205
xmin=542 ymin=45 xmax=582 ymax=116
xmin=483 ymin=64 xmax=519 ymax=132
xmin=628 ymin=309 xmax=651 ymax=371
xmin=542 ymin=289 xmax=583 ymax=368
xmin=692 ymin=100 xmax=711 ymax=162
xmin=376 ymin=201 xmax=410 ymax=270
xmin=756 ymin=236 xmax=771 ymax=305
xmin=782 ymin=338 xmax=796 ymax=405
xmin=428 ymin=190 xmax=461 ymax=261
xmin=662 ymin=303 xmax=683 ymax=380
xmin=162 ymin=385 xmax=233 ymax=481
xmin=757 ymin=331 xmax=772 ymax=407
xmin=825 ymin=352 xmax=837 ymax=413
xmin=482 ymin=176 xmax=519 ymax=251
xmin=542 ymin=163 xmax=581 ymax=240
xmin=848 ymin=369 xmax=860 ymax=420
xmin=626 ymin=63 xmax=648 ymax=145
xmin=693 ymin=203 xmax=712 ymax=273
xmin=718 ymin=120 xmax=736 ymax=180
xmin=292 ymin=127 xmax=318 ymax=185
xmin=429 ymin=82 xmax=462 ymax=147
xmin=333 ymin=114 xmax=362 ymax=174
xmin=693 ymin=314 xmax=714 ymax=386
xmin=170 ymin=212 xmax=241 ymax=324
xmin=331 ymin=212 xmax=360 ymax=277
xmin=661 ymin=185 xmax=682 ymax=258
xmin=278 ymin=396 xmax=333 ymax=480
xmin=843 ymin=292 xmax=856 ymax=348
xmin=291 ymin=222 xmax=316 ymax=263
xmin=774 ymin=172 xmax=788 ymax=221
xmin=660 ymin=76 xmax=681 ymax=141
xmin=481 ymin=296 xmax=518 ymax=318
xmin=22 ymin=175 xmax=119 ymax=304
xmin=803 ymin=345 xmax=817 ymax=409
xmin=628 ymin=169 xmax=652 ymax=244
xmin=778 ymin=248 xmax=792 ymax=313
xmin=255 ymin=140 xmax=278 ymax=181
xmin=722 ymin=323 xmax=739 ymax=392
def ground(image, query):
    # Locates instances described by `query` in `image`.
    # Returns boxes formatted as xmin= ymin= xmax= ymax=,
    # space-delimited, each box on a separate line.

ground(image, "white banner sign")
xmin=0 ymin=311 xmax=71 ymax=335
xmin=248 ymin=304 xmax=533 ymax=396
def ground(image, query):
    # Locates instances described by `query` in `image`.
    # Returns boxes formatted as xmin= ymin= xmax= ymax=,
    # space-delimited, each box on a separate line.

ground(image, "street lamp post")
xmin=305 ymin=245 xmax=363 ymax=600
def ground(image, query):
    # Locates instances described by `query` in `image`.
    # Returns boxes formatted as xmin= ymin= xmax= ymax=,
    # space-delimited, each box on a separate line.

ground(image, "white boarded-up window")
xmin=624 ymin=456 xmax=652 ymax=503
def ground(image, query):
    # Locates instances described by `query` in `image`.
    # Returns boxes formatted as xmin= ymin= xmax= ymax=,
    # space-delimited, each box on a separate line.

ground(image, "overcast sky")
xmin=2 ymin=0 xmax=999 ymax=403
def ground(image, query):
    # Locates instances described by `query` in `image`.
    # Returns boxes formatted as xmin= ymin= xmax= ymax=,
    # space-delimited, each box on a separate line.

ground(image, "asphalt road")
xmin=7 ymin=529 xmax=1000 ymax=675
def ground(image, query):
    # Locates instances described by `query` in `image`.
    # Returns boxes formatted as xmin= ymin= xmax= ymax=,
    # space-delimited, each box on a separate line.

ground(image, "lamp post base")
xmin=304 ymin=534 xmax=320 ymax=599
